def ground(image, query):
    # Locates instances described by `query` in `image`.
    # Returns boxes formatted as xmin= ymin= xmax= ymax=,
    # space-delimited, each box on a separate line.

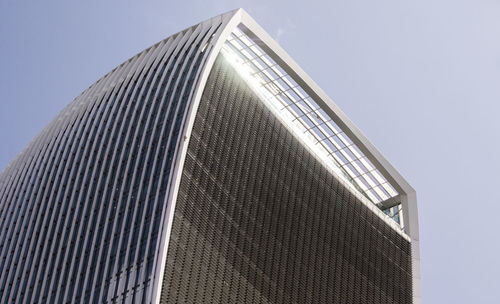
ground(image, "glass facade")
xmin=0 ymin=16 xmax=226 ymax=303
xmin=161 ymin=54 xmax=412 ymax=303
xmin=0 ymin=9 xmax=417 ymax=304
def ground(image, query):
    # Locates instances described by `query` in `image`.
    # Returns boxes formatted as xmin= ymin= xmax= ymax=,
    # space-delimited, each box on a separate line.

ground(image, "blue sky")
xmin=1 ymin=1 xmax=499 ymax=302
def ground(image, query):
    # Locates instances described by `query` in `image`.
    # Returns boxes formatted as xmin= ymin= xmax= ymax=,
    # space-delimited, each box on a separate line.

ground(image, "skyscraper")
xmin=0 ymin=8 xmax=420 ymax=304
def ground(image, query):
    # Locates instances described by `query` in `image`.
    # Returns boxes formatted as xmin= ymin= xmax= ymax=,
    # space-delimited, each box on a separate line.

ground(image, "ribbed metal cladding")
xmin=0 ymin=14 xmax=229 ymax=303
xmin=161 ymin=54 xmax=413 ymax=303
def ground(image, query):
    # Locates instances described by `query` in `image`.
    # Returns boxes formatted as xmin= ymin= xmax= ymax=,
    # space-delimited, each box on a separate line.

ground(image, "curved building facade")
xmin=0 ymin=9 xmax=420 ymax=304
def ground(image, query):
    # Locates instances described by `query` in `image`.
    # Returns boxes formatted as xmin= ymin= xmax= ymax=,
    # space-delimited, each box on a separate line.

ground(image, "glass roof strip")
xmin=354 ymin=176 xmax=370 ymax=191
xmin=367 ymin=189 xmax=382 ymax=202
xmin=344 ymin=144 xmax=358 ymax=156
xmin=350 ymin=145 xmax=364 ymax=159
xmin=228 ymin=33 xmax=240 ymax=42
xmin=338 ymin=132 xmax=353 ymax=146
xmin=221 ymin=26 xmax=401 ymax=227
xmin=343 ymin=165 xmax=358 ymax=179
xmin=265 ymin=82 xmax=280 ymax=96
xmin=370 ymin=169 xmax=389 ymax=186
xmin=310 ymin=127 xmax=327 ymax=142
xmin=340 ymin=146 xmax=356 ymax=161
xmin=229 ymin=38 xmax=245 ymax=50
xmin=265 ymin=67 xmax=280 ymax=80
xmin=328 ymin=137 xmax=344 ymax=151
xmin=240 ymin=48 xmax=254 ymax=61
xmin=351 ymin=159 xmax=367 ymax=174
xmin=274 ymin=79 xmax=288 ymax=92
xmin=286 ymin=102 xmax=302 ymax=118
xmin=334 ymin=150 xmax=348 ymax=165
xmin=311 ymin=127 xmax=327 ymax=141
xmin=347 ymin=161 xmax=363 ymax=177
xmin=238 ymin=34 xmax=254 ymax=47
xmin=292 ymin=101 xmax=313 ymax=117
xmin=321 ymin=140 xmax=338 ymax=155
xmin=271 ymin=65 xmax=285 ymax=78
xmin=307 ymin=112 xmax=325 ymax=129
xmin=359 ymin=157 xmax=375 ymax=171
xmin=283 ymin=90 xmax=298 ymax=102
xmin=262 ymin=69 xmax=276 ymax=82
xmin=253 ymin=56 xmax=267 ymax=69
xmin=306 ymin=116 xmax=327 ymax=136
xmin=382 ymin=182 xmax=398 ymax=197
xmin=373 ymin=186 xmax=389 ymax=201
xmin=226 ymin=41 xmax=242 ymax=57
xmin=250 ymin=45 xmax=264 ymax=56
xmin=345 ymin=163 xmax=360 ymax=177
xmin=317 ymin=123 xmax=336 ymax=138
xmin=248 ymin=62 xmax=265 ymax=77
xmin=324 ymin=120 xmax=342 ymax=135
xmin=232 ymin=27 xmax=245 ymax=37
xmin=332 ymin=135 xmax=347 ymax=149
xmin=315 ymin=108 xmax=331 ymax=124
xmin=282 ymin=74 xmax=297 ymax=88
xmin=362 ymin=173 xmax=379 ymax=189
xmin=303 ymin=97 xmax=319 ymax=111
xmin=377 ymin=185 xmax=392 ymax=199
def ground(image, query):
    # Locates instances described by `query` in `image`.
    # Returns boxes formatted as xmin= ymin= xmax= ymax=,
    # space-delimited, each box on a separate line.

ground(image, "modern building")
xmin=0 ymin=9 xmax=420 ymax=304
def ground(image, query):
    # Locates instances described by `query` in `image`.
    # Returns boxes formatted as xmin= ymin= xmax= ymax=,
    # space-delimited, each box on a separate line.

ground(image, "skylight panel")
xmin=220 ymin=24 xmax=402 ymax=226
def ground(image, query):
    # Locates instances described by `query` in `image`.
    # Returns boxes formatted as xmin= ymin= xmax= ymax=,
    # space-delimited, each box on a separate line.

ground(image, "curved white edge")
xmin=153 ymin=8 xmax=421 ymax=304
xmin=151 ymin=9 xmax=244 ymax=304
